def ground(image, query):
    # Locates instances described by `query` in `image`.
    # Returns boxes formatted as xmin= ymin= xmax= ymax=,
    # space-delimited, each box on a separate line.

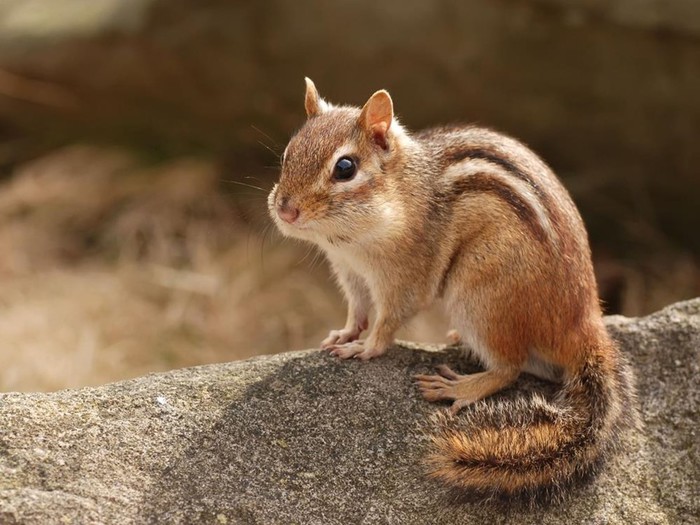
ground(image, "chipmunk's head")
xmin=268 ymin=78 xmax=408 ymax=245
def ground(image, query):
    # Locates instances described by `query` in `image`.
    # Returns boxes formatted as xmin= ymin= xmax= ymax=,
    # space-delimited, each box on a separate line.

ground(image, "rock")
xmin=0 ymin=299 xmax=698 ymax=524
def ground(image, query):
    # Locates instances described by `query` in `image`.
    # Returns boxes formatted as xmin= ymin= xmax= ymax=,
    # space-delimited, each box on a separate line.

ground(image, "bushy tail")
xmin=426 ymin=340 xmax=637 ymax=504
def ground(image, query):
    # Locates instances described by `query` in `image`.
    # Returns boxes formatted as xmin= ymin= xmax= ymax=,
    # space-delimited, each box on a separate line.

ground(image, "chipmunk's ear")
xmin=359 ymin=90 xmax=393 ymax=150
xmin=304 ymin=77 xmax=327 ymax=118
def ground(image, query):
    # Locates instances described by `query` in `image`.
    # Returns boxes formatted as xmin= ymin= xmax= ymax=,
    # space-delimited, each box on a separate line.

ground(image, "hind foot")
xmin=414 ymin=365 xmax=519 ymax=414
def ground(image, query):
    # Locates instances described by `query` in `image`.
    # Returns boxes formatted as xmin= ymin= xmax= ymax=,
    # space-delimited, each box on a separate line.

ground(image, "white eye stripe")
xmin=313 ymin=142 xmax=359 ymax=192
xmin=326 ymin=143 xmax=356 ymax=175
xmin=331 ymin=169 xmax=370 ymax=192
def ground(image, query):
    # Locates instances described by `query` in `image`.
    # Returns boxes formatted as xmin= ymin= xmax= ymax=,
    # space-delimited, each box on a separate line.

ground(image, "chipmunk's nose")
xmin=277 ymin=196 xmax=300 ymax=224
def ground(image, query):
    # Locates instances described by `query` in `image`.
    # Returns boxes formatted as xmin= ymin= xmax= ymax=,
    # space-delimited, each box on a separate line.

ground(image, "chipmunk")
xmin=268 ymin=78 xmax=636 ymax=503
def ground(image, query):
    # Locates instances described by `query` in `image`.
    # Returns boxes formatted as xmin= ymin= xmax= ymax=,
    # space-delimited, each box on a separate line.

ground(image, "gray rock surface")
xmin=0 ymin=299 xmax=698 ymax=524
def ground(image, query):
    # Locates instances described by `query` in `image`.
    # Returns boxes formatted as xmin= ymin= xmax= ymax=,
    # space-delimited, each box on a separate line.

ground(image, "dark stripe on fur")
xmin=445 ymin=146 xmax=544 ymax=199
xmin=437 ymin=244 xmax=463 ymax=297
xmin=450 ymin=173 xmax=547 ymax=242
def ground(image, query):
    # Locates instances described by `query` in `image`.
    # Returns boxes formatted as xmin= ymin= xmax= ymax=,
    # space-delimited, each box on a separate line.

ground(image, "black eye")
xmin=333 ymin=156 xmax=357 ymax=181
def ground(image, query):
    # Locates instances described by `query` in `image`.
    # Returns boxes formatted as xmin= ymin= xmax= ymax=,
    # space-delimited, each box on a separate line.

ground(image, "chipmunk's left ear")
xmin=360 ymin=90 xmax=393 ymax=150
xmin=304 ymin=77 xmax=328 ymax=118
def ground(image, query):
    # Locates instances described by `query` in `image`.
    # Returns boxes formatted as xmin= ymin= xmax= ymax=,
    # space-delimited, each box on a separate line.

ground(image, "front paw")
xmin=326 ymin=341 xmax=386 ymax=361
xmin=321 ymin=328 xmax=361 ymax=350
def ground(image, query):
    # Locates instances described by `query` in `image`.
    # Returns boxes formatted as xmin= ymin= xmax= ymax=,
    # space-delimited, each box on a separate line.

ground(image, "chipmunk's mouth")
xmin=272 ymin=212 xmax=317 ymax=236
xmin=287 ymin=222 xmax=311 ymax=231
xmin=267 ymin=189 xmax=327 ymax=238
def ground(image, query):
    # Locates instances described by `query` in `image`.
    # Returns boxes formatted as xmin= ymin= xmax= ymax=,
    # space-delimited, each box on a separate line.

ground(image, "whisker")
xmin=254 ymin=223 xmax=269 ymax=268
xmin=257 ymin=140 xmax=280 ymax=157
xmin=221 ymin=179 xmax=269 ymax=193
xmin=261 ymin=222 xmax=275 ymax=270
xmin=296 ymin=244 xmax=316 ymax=266
xmin=245 ymin=216 xmax=257 ymax=262
xmin=309 ymin=250 xmax=324 ymax=271
xmin=225 ymin=192 xmax=269 ymax=200
xmin=251 ymin=125 xmax=280 ymax=147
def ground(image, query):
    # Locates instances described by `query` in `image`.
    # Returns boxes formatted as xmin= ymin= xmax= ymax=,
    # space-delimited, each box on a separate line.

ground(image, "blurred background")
xmin=0 ymin=0 xmax=698 ymax=391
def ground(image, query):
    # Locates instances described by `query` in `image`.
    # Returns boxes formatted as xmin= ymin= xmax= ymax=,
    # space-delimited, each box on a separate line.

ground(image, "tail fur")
xmin=426 ymin=339 xmax=637 ymax=504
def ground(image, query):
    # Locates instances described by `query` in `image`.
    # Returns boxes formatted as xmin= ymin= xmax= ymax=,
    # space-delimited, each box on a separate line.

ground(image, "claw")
xmin=321 ymin=328 xmax=361 ymax=350
xmin=415 ymin=365 xmax=465 ymax=403
xmin=416 ymin=366 xmax=516 ymax=413
xmin=327 ymin=341 xmax=387 ymax=361
xmin=414 ymin=376 xmax=454 ymax=388
xmin=435 ymin=364 xmax=462 ymax=380
xmin=328 ymin=342 xmax=365 ymax=359
xmin=419 ymin=380 xmax=452 ymax=389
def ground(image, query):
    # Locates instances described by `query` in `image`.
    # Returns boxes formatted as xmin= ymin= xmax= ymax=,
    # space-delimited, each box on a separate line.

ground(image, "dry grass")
xmin=0 ymin=145 xmax=696 ymax=392
xmin=0 ymin=145 xmax=446 ymax=391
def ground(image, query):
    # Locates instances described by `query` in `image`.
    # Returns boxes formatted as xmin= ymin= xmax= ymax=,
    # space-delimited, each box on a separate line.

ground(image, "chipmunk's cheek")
xmin=267 ymin=185 xmax=278 ymax=212
xmin=375 ymin=200 xmax=405 ymax=237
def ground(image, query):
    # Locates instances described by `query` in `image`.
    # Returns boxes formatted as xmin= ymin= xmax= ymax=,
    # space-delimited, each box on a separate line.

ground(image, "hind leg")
xmin=415 ymin=365 xmax=519 ymax=414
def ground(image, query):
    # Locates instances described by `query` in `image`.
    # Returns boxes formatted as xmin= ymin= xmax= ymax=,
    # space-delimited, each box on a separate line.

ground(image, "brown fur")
xmin=448 ymin=173 xmax=549 ymax=242
xmin=268 ymin=80 xmax=637 ymax=504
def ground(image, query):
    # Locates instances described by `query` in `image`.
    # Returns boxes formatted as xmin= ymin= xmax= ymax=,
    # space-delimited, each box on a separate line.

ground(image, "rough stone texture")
xmin=0 ymin=299 xmax=698 ymax=524
xmin=0 ymin=1 xmax=699 ymax=250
